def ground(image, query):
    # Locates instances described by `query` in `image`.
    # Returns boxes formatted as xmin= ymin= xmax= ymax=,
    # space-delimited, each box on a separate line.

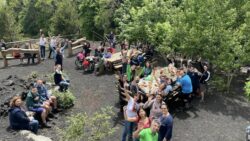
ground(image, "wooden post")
xmin=37 ymin=50 xmax=41 ymax=63
xmin=68 ymin=41 xmax=72 ymax=57
xmin=1 ymin=52 xmax=8 ymax=67
xmin=29 ymin=41 xmax=32 ymax=49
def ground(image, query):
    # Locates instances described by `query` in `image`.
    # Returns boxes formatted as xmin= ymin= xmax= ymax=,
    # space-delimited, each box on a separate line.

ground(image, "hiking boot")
xmin=53 ymin=108 xmax=62 ymax=113
xmin=41 ymin=123 xmax=51 ymax=128
xmin=48 ymin=113 xmax=55 ymax=118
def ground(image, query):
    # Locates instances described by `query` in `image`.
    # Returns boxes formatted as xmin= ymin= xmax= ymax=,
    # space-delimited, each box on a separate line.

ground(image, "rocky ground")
xmin=0 ymin=48 xmax=249 ymax=141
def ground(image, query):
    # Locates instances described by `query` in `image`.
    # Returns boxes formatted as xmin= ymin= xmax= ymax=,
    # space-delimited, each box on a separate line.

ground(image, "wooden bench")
xmin=1 ymin=48 xmax=41 ymax=67
xmin=68 ymin=37 xmax=89 ymax=57
xmin=72 ymin=44 xmax=83 ymax=50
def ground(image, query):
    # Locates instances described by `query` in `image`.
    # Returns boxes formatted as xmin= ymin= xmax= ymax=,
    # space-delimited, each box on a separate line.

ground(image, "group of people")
xmin=116 ymin=43 xmax=210 ymax=141
xmin=39 ymin=33 xmax=68 ymax=68
xmin=8 ymin=30 xmax=71 ymax=133
xmin=9 ymin=79 xmax=62 ymax=134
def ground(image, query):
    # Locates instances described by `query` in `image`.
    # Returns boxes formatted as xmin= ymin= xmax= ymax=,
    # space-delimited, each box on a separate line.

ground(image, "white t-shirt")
xmin=126 ymin=97 xmax=139 ymax=118
xmin=50 ymin=39 xmax=56 ymax=47
xmin=39 ymin=37 xmax=46 ymax=46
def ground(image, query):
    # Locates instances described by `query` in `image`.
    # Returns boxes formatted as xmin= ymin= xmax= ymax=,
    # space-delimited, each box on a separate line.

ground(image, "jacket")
xmin=26 ymin=91 xmax=42 ymax=110
xmin=9 ymin=107 xmax=30 ymax=130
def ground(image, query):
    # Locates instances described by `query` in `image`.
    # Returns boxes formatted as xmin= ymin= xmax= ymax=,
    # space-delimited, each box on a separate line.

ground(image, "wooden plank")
xmin=1 ymin=48 xmax=39 ymax=54
xmin=72 ymin=44 xmax=83 ymax=50
xmin=114 ymin=64 xmax=122 ymax=69
xmin=72 ymin=37 xmax=86 ymax=45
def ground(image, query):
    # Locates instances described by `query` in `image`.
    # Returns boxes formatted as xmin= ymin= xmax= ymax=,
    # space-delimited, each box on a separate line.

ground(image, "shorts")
xmin=200 ymin=83 xmax=207 ymax=92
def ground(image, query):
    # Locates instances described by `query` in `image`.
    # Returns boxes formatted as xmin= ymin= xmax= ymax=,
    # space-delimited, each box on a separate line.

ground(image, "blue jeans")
xmin=40 ymin=45 xmax=45 ymax=59
xmin=29 ymin=120 xmax=39 ymax=134
xmin=122 ymin=121 xmax=137 ymax=141
xmin=59 ymin=80 xmax=70 ymax=91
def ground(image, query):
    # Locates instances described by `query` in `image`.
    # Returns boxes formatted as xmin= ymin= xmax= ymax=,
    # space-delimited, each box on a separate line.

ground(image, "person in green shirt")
xmin=133 ymin=119 xmax=160 ymax=141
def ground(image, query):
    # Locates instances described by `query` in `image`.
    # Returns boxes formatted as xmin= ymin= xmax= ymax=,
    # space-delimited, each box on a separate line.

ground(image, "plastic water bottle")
xmin=246 ymin=126 xmax=250 ymax=141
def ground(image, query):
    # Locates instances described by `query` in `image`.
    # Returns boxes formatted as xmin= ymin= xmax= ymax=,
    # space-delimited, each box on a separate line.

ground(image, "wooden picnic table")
xmin=1 ymin=48 xmax=41 ymax=67
xmin=138 ymin=67 xmax=177 ymax=94
xmin=105 ymin=49 xmax=140 ymax=63
xmin=138 ymin=79 xmax=159 ymax=94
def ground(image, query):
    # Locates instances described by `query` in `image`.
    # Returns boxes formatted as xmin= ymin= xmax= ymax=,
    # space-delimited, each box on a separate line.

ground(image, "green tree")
xmin=0 ymin=0 xmax=21 ymax=41
xmin=50 ymin=0 xmax=80 ymax=36
xmin=18 ymin=0 xmax=54 ymax=36
xmin=78 ymin=0 xmax=120 ymax=39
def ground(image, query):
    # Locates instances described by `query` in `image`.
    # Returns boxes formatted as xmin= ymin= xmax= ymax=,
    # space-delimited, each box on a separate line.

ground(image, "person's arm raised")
xmin=133 ymin=124 xmax=144 ymax=139
xmin=120 ymin=87 xmax=132 ymax=101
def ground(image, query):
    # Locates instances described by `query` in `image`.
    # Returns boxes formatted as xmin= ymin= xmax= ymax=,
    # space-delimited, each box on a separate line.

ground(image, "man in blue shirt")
xmin=174 ymin=68 xmax=193 ymax=108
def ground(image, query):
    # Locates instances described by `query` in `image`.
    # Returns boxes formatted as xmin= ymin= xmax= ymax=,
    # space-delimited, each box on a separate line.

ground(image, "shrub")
xmin=47 ymin=73 xmax=55 ymax=83
xmin=244 ymin=79 xmax=250 ymax=100
xmin=209 ymin=75 xmax=227 ymax=93
xmin=57 ymin=106 xmax=117 ymax=141
xmin=27 ymin=71 xmax=39 ymax=81
xmin=53 ymin=90 xmax=76 ymax=109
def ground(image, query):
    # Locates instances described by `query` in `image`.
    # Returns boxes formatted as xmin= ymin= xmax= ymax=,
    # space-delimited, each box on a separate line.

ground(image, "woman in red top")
xmin=126 ymin=108 xmax=151 ymax=128
xmin=126 ymin=108 xmax=151 ymax=140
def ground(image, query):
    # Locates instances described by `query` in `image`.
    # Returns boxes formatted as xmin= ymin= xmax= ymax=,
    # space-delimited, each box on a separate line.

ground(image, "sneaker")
xmin=41 ymin=123 xmax=51 ymax=128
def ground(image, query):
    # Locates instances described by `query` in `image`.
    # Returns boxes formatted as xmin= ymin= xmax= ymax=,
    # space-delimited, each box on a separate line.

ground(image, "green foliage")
xmin=53 ymin=90 xmax=75 ymax=109
xmin=28 ymin=71 xmax=39 ymax=79
xmin=115 ymin=0 xmax=250 ymax=91
xmin=57 ymin=106 xmax=117 ymax=141
xmin=78 ymin=0 xmax=120 ymax=39
xmin=50 ymin=0 xmax=80 ymax=35
xmin=47 ymin=73 xmax=55 ymax=83
xmin=244 ymin=79 xmax=250 ymax=100
xmin=0 ymin=0 xmax=21 ymax=41
xmin=209 ymin=75 xmax=227 ymax=93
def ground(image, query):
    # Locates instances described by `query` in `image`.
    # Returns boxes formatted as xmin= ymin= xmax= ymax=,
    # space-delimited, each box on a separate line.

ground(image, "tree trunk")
xmin=226 ymin=73 xmax=233 ymax=94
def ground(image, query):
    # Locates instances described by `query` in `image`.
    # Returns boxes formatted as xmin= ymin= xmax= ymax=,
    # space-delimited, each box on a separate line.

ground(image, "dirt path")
xmin=0 ymin=53 xmax=249 ymax=141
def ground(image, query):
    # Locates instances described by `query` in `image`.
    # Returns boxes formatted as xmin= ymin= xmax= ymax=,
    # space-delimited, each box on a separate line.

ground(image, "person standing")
xmin=133 ymin=119 xmax=160 ymax=141
xmin=55 ymin=47 xmax=63 ymax=67
xmin=199 ymin=65 xmax=210 ymax=102
xmin=39 ymin=34 xmax=46 ymax=60
xmin=48 ymin=36 xmax=56 ymax=59
xmin=121 ymin=88 xmax=140 ymax=141
xmin=0 ymin=39 xmax=6 ymax=50
xmin=108 ymin=31 xmax=115 ymax=48
xmin=143 ymin=94 xmax=165 ymax=120
xmin=158 ymin=104 xmax=173 ymax=141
